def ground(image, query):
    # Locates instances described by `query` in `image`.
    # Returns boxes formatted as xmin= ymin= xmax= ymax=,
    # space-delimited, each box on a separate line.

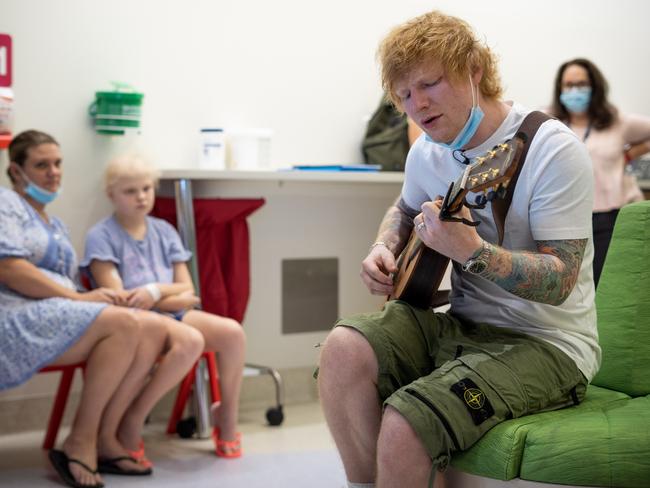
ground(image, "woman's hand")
xmin=77 ymin=287 xmax=120 ymax=304
xmin=360 ymin=244 xmax=397 ymax=296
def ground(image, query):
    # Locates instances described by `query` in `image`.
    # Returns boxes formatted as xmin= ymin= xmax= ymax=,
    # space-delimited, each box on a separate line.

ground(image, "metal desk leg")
xmin=174 ymin=178 xmax=212 ymax=439
xmin=173 ymin=180 xmax=285 ymax=428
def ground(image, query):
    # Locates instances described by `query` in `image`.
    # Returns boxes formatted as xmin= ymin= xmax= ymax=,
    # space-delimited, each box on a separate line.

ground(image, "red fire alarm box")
xmin=0 ymin=33 xmax=12 ymax=149
xmin=0 ymin=34 xmax=11 ymax=87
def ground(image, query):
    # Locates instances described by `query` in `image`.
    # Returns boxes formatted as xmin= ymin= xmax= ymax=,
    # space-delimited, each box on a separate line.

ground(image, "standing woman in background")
xmin=549 ymin=58 xmax=650 ymax=287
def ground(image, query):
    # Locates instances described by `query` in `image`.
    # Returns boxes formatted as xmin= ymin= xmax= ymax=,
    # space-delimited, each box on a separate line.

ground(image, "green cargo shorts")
xmin=335 ymin=300 xmax=587 ymax=468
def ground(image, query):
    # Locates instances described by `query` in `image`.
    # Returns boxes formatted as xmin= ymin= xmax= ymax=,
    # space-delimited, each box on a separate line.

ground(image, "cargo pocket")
xmin=404 ymin=387 xmax=462 ymax=453
xmin=456 ymin=353 xmax=530 ymax=420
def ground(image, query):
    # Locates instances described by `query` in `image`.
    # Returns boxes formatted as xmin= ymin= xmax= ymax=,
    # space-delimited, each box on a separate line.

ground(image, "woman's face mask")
xmin=24 ymin=178 xmax=62 ymax=204
xmin=560 ymin=87 xmax=592 ymax=114
xmin=13 ymin=164 xmax=62 ymax=205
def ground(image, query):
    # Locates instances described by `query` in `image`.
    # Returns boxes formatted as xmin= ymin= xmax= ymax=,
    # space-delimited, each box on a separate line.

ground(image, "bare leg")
xmin=49 ymin=306 xmax=140 ymax=486
xmin=377 ymin=406 xmax=441 ymax=488
xmin=94 ymin=310 xmax=164 ymax=471
xmin=182 ymin=310 xmax=245 ymax=442
xmin=115 ymin=312 xmax=204 ymax=452
xmin=318 ymin=327 xmax=382 ymax=483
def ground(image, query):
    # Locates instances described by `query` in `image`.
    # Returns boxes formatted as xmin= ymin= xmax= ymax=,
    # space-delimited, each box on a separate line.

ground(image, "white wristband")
xmin=144 ymin=283 xmax=161 ymax=302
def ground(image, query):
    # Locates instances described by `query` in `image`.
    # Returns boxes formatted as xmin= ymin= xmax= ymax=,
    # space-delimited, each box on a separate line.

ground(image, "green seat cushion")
xmin=520 ymin=395 xmax=650 ymax=487
xmin=452 ymin=201 xmax=650 ymax=486
xmin=451 ymin=385 xmax=628 ymax=480
xmin=592 ymin=201 xmax=650 ymax=396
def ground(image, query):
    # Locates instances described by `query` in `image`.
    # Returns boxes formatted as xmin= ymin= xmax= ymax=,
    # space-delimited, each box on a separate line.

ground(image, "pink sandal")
xmin=212 ymin=427 xmax=243 ymax=458
xmin=126 ymin=439 xmax=153 ymax=468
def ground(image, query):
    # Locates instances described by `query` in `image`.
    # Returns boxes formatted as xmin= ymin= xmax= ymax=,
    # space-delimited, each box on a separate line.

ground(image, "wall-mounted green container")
xmin=89 ymin=84 xmax=143 ymax=135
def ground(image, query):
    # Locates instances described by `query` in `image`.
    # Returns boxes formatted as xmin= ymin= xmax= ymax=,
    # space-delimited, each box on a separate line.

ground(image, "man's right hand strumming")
xmin=360 ymin=242 xmax=397 ymax=295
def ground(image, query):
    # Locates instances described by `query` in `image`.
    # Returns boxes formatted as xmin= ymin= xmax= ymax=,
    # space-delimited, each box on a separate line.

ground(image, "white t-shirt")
xmin=401 ymin=102 xmax=601 ymax=381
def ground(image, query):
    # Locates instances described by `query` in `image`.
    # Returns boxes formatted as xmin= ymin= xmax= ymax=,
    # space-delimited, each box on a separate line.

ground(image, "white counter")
xmin=160 ymin=168 xmax=404 ymax=184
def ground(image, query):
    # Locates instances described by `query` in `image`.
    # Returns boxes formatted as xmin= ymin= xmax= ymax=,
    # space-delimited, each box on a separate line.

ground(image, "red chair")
xmin=166 ymin=351 xmax=221 ymax=435
xmin=38 ymin=362 xmax=86 ymax=450
xmin=37 ymin=353 xmax=219 ymax=448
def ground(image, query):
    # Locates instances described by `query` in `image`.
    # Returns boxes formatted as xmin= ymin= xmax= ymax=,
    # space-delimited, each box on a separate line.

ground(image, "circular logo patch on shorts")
xmin=464 ymin=388 xmax=485 ymax=410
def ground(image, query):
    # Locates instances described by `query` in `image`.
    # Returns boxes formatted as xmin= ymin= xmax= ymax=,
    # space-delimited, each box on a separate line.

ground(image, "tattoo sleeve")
xmin=375 ymin=197 xmax=416 ymax=256
xmin=481 ymin=238 xmax=587 ymax=305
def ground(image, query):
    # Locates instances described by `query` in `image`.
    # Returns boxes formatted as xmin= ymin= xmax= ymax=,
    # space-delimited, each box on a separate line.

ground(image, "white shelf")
xmin=159 ymin=168 xmax=404 ymax=184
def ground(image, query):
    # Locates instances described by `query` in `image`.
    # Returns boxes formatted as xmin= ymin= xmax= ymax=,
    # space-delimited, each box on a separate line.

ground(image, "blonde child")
xmin=82 ymin=155 xmax=246 ymax=460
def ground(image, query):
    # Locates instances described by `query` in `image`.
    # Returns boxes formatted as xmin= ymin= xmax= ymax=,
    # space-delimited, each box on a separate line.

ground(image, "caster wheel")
xmin=266 ymin=406 xmax=284 ymax=426
xmin=176 ymin=416 xmax=197 ymax=438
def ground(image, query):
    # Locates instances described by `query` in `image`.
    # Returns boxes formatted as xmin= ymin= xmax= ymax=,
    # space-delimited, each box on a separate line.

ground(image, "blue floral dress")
xmin=0 ymin=187 xmax=107 ymax=390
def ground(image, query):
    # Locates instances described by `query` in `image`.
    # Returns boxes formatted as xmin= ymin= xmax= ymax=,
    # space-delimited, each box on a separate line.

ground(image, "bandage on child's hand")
xmin=126 ymin=285 xmax=158 ymax=309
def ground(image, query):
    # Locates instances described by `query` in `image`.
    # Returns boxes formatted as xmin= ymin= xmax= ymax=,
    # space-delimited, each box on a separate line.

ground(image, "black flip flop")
xmin=48 ymin=449 xmax=104 ymax=488
xmin=97 ymin=456 xmax=153 ymax=476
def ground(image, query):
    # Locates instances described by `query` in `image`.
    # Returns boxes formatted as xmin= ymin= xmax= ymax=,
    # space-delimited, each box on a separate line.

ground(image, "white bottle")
xmin=227 ymin=128 xmax=272 ymax=170
xmin=198 ymin=128 xmax=226 ymax=169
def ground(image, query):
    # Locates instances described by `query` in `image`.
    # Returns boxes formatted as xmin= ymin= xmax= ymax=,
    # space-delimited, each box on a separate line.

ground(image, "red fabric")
xmin=152 ymin=197 xmax=265 ymax=323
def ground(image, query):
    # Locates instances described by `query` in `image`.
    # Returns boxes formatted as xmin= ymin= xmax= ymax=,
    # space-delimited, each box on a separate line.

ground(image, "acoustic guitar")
xmin=388 ymin=137 xmax=525 ymax=309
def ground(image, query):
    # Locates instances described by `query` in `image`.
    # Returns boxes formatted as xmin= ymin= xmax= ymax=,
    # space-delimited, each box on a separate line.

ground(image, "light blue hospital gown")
xmin=0 ymin=187 xmax=107 ymax=390
xmin=81 ymin=215 xmax=192 ymax=319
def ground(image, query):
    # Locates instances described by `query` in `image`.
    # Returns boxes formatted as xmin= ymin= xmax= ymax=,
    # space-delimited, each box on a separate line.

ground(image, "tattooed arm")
xmin=375 ymin=197 xmax=417 ymax=256
xmin=360 ymin=197 xmax=416 ymax=295
xmin=480 ymin=239 xmax=587 ymax=306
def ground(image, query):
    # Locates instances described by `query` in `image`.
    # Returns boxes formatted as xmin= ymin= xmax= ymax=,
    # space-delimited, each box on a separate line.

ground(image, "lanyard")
xmin=568 ymin=121 xmax=591 ymax=142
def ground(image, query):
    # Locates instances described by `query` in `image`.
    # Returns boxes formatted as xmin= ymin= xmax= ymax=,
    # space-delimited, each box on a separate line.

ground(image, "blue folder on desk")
xmin=291 ymin=164 xmax=381 ymax=172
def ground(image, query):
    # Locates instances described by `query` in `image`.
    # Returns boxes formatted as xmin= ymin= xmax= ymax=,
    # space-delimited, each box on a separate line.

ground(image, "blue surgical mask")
xmin=25 ymin=181 xmax=61 ymax=204
xmin=560 ymin=87 xmax=591 ymax=114
xmin=15 ymin=165 xmax=61 ymax=204
xmin=426 ymin=74 xmax=484 ymax=150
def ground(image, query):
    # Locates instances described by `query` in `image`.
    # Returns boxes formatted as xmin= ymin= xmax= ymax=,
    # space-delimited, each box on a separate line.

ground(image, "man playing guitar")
xmin=318 ymin=10 xmax=600 ymax=488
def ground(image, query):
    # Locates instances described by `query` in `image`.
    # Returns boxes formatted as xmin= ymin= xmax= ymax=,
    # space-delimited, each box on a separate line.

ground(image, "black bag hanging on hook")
xmin=361 ymin=97 xmax=409 ymax=172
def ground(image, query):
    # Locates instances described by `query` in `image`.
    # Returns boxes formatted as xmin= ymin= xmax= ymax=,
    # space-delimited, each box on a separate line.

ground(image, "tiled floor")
xmin=0 ymin=402 xmax=346 ymax=487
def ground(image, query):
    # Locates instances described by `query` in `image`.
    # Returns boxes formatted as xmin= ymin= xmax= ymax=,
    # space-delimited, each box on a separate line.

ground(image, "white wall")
xmin=1 ymin=0 xmax=649 ymax=399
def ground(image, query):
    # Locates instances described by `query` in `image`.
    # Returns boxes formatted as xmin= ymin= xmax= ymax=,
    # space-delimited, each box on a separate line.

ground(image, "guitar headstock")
xmin=441 ymin=137 xmax=524 ymax=217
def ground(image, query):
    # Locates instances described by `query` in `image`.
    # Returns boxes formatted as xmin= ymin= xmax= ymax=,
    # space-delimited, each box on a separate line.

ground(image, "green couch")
xmin=450 ymin=200 xmax=650 ymax=487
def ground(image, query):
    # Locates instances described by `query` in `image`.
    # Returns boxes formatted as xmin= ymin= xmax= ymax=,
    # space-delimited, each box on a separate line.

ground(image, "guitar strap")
xmin=491 ymin=110 xmax=552 ymax=245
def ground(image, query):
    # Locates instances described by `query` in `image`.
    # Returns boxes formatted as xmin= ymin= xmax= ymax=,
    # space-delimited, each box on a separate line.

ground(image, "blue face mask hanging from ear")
xmin=14 ymin=164 xmax=61 ymax=205
xmin=426 ymin=73 xmax=484 ymax=150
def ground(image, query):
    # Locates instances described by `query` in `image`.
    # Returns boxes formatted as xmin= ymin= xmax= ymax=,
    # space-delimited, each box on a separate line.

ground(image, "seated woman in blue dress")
xmin=0 ymin=130 xmax=204 ymax=488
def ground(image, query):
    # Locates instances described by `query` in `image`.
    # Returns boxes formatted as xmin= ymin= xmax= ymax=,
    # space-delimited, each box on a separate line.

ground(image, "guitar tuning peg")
xmin=470 ymin=176 xmax=478 ymax=186
xmin=490 ymin=168 xmax=499 ymax=177
xmin=474 ymin=193 xmax=488 ymax=206
xmin=475 ymin=157 xmax=485 ymax=165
